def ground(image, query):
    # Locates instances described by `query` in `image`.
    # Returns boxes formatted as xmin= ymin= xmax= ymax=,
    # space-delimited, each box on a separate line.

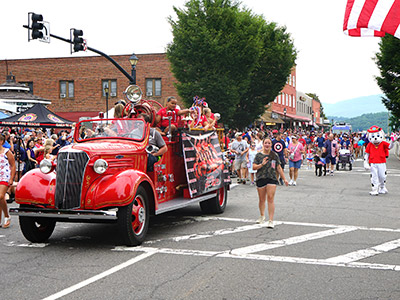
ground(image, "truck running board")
xmin=156 ymin=192 xmax=216 ymax=215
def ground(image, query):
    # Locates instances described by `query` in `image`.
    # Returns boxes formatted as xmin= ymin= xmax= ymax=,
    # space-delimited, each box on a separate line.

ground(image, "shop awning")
xmin=259 ymin=111 xmax=284 ymax=124
xmin=273 ymin=111 xmax=311 ymax=122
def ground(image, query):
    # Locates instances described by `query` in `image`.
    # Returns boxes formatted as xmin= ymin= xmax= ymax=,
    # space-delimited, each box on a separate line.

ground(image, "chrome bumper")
xmin=9 ymin=207 xmax=118 ymax=221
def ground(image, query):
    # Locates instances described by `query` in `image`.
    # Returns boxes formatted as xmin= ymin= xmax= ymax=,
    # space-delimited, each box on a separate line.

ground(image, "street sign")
xmin=40 ymin=21 xmax=50 ymax=43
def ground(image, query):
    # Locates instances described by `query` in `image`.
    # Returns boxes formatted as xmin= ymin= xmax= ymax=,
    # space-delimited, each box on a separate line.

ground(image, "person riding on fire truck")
xmin=138 ymin=113 xmax=167 ymax=171
xmin=155 ymin=96 xmax=190 ymax=135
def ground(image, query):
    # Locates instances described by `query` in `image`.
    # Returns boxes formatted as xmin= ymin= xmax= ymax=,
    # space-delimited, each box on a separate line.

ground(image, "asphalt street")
xmin=1 ymin=150 xmax=399 ymax=300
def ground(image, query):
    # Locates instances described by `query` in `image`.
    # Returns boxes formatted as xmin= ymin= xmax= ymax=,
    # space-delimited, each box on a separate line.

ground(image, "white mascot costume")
xmin=364 ymin=125 xmax=393 ymax=196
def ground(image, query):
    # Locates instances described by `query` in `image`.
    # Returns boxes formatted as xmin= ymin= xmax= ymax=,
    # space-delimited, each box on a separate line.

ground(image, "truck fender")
xmin=85 ymin=169 xmax=157 ymax=210
xmin=15 ymin=169 xmax=56 ymax=205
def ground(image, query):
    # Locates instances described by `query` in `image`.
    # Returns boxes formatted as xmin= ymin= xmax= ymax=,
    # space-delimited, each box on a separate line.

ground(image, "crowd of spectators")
xmin=0 ymin=127 xmax=74 ymax=191
xmin=226 ymin=127 xmax=400 ymax=185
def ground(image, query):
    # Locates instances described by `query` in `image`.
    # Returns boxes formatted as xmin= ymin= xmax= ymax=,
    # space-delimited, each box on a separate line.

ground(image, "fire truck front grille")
xmin=55 ymin=151 xmax=90 ymax=209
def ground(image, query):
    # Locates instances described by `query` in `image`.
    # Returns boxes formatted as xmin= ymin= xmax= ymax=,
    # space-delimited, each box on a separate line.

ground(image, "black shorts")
xmin=256 ymin=178 xmax=278 ymax=188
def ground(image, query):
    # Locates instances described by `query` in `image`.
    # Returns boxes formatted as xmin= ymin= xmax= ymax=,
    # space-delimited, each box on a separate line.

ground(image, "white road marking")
xmin=112 ymin=217 xmax=400 ymax=272
xmin=114 ymin=246 xmax=400 ymax=272
xmin=42 ymin=252 xmax=154 ymax=300
xmin=325 ymin=238 xmax=400 ymax=264
xmin=114 ymin=246 xmax=218 ymax=257
xmin=17 ymin=243 xmax=49 ymax=248
xmin=220 ymin=252 xmax=400 ymax=272
xmin=230 ymin=227 xmax=357 ymax=255
xmin=171 ymin=223 xmax=268 ymax=242
xmin=144 ymin=217 xmax=400 ymax=244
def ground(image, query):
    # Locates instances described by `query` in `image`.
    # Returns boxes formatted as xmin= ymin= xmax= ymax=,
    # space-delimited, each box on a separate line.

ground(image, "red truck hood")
xmin=62 ymin=139 xmax=148 ymax=157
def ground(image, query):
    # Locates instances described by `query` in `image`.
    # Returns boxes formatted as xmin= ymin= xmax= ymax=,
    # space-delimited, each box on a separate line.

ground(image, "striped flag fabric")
xmin=343 ymin=0 xmax=400 ymax=38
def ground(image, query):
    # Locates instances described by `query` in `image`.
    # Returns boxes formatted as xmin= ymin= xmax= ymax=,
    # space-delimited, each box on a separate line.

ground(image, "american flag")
xmin=343 ymin=0 xmax=400 ymax=38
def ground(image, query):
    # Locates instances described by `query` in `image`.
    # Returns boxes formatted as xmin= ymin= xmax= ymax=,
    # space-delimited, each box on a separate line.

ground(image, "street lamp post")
xmin=104 ymin=84 xmax=109 ymax=119
xmin=129 ymin=53 xmax=139 ymax=85
xmin=283 ymin=108 xmax=287 ymax=130
xmin=312 ymin=111 xmax=314 ymax=129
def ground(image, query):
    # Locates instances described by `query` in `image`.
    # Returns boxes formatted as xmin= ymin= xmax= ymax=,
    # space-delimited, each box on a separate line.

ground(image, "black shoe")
xmin=242 ymin=179 xmax=246 ymax=184
xmin=6 ymin=193 xmax=14 ymax=204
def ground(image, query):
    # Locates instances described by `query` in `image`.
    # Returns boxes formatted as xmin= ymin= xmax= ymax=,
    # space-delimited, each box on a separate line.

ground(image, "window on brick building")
xmin=20 ymin=82 xmax=33 ymax=94
xmin=146 ymin=79 xmax=161 ymax=97
xmin=60 ymin=80 xmax=74 ymax=99
xmin=102 ymin=79 xmax=117 ymax=97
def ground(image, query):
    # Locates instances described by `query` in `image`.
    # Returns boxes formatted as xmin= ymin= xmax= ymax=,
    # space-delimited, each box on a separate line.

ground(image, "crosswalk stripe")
xmin=114 ymin=245 xmax=400 ymax=272
xmin=230 ymin=227 xmax=357 ymax=255
xmin=325 ymin=238 xmax=400 ymax=264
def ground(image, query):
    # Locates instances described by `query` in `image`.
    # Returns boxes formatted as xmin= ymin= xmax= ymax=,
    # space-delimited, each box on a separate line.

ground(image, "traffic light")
xmin=31 ymin=13 xmax=44 ymax=40
xmin=71 ymin=29 xmax=85 ymax=52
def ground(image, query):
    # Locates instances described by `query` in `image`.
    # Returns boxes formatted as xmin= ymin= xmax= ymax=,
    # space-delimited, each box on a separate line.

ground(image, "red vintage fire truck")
xmin=10 ymin=85 xmax=230 ymax=246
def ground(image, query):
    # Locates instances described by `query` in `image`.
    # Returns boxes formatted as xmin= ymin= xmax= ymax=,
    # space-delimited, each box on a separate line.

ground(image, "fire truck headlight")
xmin=93 ymin=159 xmax=108 ymax=174
xmin=40 ymin=159 xmax=53 ymax=174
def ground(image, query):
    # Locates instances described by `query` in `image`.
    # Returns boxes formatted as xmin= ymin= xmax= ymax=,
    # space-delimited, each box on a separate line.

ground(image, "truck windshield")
xmin=75 ymin=119 xmax=146 ymax=142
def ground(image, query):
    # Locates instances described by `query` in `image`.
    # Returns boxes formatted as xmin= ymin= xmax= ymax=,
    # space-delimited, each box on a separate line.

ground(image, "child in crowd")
xmin=246 ymin=142 xmax=258 ymax=185
xmin=306 ymin=143 xmax=314 ymax=170
xmin=43 ymin=144 xmax=56 ymax=161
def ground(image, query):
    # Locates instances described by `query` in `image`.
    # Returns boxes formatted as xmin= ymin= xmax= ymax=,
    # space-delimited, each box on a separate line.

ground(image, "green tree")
xmin=375 ymin=34 xmax=400 ymax=130
xmin=167 ymin=0 xmax=297 ymax=128
xmin=232 ymin=21 xmax=297 ymax=128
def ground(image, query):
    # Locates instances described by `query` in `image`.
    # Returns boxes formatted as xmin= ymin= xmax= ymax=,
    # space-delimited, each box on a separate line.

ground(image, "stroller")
xmin=336 ymin=148 xmax=353 ymax=171
xmin=223 ymin=151 xmax=236 ymax=177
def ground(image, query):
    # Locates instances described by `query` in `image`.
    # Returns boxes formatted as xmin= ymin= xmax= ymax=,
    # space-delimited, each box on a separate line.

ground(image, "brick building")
xmin=269 ymin=68 xmax=297 ymax=128
xmin=0 ymin=53 xmax=179 ymax=121
xmin=1 ymin=55 xmax=325 ymax=129
xmin=269 ymin=67 xmax=325 ymax=130
xmin=312 ymin=98 xmax=322 ymax=128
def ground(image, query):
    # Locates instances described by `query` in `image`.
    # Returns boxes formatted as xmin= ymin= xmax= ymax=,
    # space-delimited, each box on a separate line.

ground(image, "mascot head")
xmin=367 ymin=125 xmax=385 ymax=145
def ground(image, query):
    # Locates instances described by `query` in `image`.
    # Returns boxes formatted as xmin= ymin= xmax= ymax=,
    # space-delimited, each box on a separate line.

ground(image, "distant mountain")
xmin=322 ymin=95 xmax=387 ymax=118
xmin=329 ymin=112 xmax=389 ymax=132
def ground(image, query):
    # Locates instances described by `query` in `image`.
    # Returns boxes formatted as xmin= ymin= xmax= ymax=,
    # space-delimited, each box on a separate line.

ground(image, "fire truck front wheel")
xmin=117 ymin=186 xmax=149 ymax=246
xmin=200 ymin=186 xmax=227 ymax=214
xmin=19 ymin=216 xmax=56 ymax=243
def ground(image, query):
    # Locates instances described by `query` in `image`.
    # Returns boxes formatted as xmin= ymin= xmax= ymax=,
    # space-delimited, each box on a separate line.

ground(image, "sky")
xmin=1 ymin=0 xmax=383 ymax=104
